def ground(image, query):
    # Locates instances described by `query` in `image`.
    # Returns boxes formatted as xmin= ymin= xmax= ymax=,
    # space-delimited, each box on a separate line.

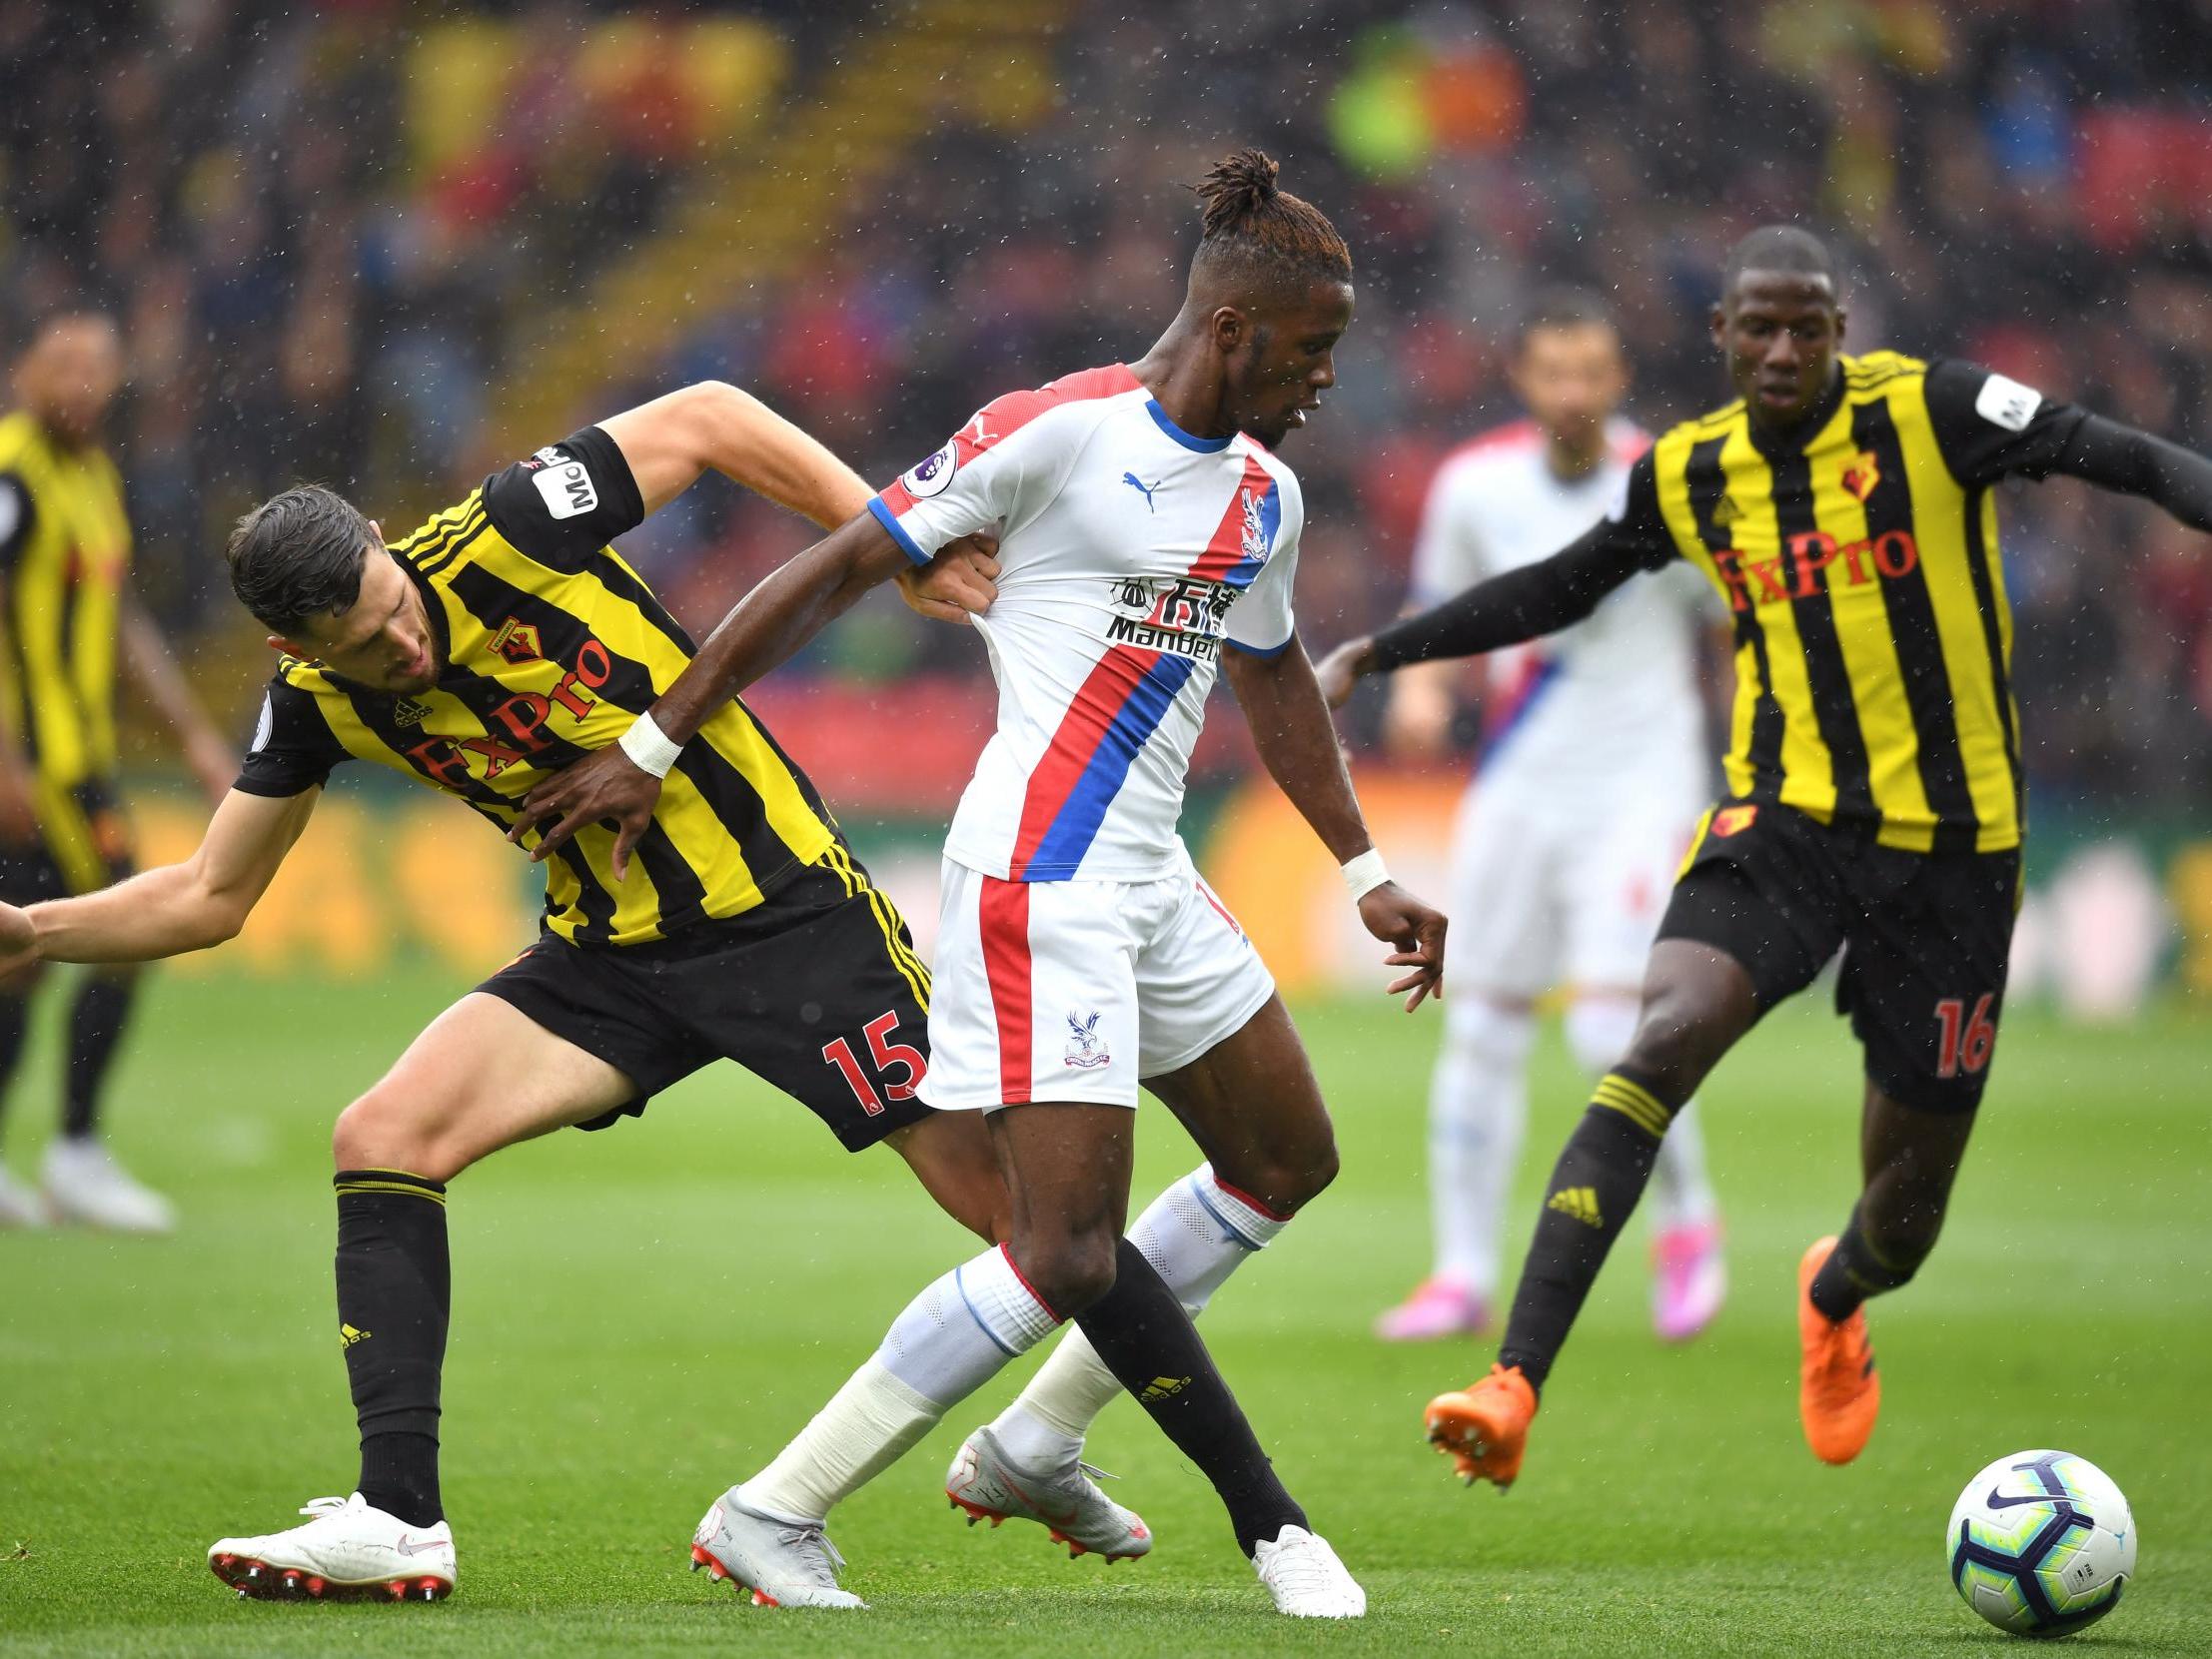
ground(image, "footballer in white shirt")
xmin=1363 ymin=293 xmax=1728 ymax=1348
xmin=524 ymin=150 xmax=1443 ymax=1619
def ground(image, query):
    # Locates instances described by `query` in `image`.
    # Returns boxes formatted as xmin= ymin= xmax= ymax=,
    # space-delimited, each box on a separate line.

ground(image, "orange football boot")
xmin=1797 ymin=1236 xmax=1881 ymax=1464
xmin=1424 ymin=1363 xmax=1538 ymax=1489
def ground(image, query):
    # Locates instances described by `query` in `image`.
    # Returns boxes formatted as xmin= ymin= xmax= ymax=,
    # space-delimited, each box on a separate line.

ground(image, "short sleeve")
xmin=0 ymin=474 xmax=35 ymax=574
xmin=1224 ymin=475 xmax=1301 ymax=657
xmin=868 ymin=395 xmax=1090 ymax=566
xmin=1599 ymin=451 xmax=1678 ymax=573
xmin=1923 ymin=359 xmax=2088 ymax=487
xmin=232 ymin=678 xmax=351 ymax=798
xmin=479 ymin=424 xmax=646 ymax=570
xmin=1407 ymin=461 xmax=1488 ymax=607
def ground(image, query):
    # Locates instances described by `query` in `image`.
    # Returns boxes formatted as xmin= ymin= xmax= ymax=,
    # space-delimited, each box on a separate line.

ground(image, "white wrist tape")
xmin=617 ymin=711 xmax=684 ymax=778
xmin=1340 ymin=848 xmax=1391 ymax=903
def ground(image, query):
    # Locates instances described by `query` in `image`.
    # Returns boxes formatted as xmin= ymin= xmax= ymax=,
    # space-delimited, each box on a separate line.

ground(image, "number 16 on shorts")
xmin=1933 ymin=993 xmax=1997 ymax=1080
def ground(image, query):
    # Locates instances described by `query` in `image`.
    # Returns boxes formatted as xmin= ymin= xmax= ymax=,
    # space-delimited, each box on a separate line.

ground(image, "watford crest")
xmin=490 ymin=617 xmax=544 ymax=665
xmin=1840 ymin=450 xmax=1881 ymax=502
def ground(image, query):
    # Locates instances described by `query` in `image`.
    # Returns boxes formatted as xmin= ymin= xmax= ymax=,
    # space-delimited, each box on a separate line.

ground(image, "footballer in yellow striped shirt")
xmin=0 ymin=310 xmax=236 ymax=1234
xmin=1322 ymin=225 xmax=2212 ymax=1489
xmin=0 ymin=379 xmax=1027 ymax=1600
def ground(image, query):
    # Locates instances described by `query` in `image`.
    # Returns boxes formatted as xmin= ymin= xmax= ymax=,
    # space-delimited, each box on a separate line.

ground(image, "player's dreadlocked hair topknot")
xmin=1191 ymin=148 xmax=1352 ymax=291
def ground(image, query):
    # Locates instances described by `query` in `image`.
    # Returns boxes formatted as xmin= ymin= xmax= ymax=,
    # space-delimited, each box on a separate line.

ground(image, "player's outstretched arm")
xmin=510 ymin=509 xmax=915 ymax=873
xmin=1924 ymin=361 xmax=2212 ymax=534
xmin=2049 ymin=415 xmax=2212 ymax=531
xmin=1315 ymin=519 xmax=1652 ymax=708
xmin=598 ymin=380 xmax=874 ymax=529
xmin=594 ymin=380 xmax=1001 ymax=622
xmin=1222 ymin=637 xmax=1446 ymax=1011
xmin=0 ymin=787 xmax=318 ymax=975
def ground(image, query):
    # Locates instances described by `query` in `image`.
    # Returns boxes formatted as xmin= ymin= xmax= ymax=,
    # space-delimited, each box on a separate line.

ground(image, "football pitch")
xmin=1 ymin=967 xmax=2207 ymax=1657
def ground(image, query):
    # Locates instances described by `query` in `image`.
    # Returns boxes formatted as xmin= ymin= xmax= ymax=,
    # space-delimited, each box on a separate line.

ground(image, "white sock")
xmin=1429 ymin=996 xmax=1535 ymax=1295
xmin=1563 ymin=993 xmax=1716 ymax=1232
xmin=738 ymin=1358 xmax=939 ymax=1524
xmin=740 ymin=1244 xmax=1058 ymax=1521
xmin=989 ymin=1165 xmax=1289 ymax=1469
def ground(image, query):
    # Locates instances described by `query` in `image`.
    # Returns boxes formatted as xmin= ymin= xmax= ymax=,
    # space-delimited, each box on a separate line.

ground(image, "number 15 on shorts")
xmin=822 ymin=1010 xmax=926 ymax=1116
xmin=1933 ymin=993 xmax=1997 ymax=1080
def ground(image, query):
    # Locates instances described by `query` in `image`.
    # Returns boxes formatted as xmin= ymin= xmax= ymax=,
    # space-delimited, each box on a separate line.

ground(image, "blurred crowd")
xmin=6 ymin=0 xmax=2212 ymax=822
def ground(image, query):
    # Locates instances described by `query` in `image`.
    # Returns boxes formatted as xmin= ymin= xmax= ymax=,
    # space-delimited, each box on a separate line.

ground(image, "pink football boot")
xmin=1374 ymin=1276 xmax=1490 ymax=1342
xmin=1651 ymin=1221 xmax=1725 ymax=1341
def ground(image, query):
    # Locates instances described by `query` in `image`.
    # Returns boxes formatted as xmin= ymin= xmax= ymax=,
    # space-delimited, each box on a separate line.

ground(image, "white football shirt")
xmin=1409 ymin=417 xmax=1713 ymax=792
xmin=871 ymin=364 xmax=1301 ymax=883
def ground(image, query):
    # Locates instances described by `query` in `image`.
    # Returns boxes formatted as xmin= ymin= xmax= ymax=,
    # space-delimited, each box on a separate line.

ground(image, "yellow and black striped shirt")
xmin=1609 ymin=353 xmax=2083 ymax=855
xmin=234 ymin=426 xmax=838 ymax=946
xmin=0 ymin=412 xmax=132 ymax=790
xmin=0 ymin=413 xmax=136 ymax=891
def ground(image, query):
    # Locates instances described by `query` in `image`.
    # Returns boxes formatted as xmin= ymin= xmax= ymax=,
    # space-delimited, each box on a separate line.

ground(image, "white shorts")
xmin=1449 ymin=768 xmax=1704 ymax=1003
xmin=922 ymin=855 xmax=1276 ymax=1111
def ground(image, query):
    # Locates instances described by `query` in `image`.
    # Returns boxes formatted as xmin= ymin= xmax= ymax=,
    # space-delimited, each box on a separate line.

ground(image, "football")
xmin=1947 ymin=1450 xmax=2135 ymax=1637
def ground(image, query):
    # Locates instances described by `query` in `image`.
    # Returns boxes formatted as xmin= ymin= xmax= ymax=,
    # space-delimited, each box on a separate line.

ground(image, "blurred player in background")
xmin=1372 ymin=290 xmax=1726 ymax=1347
xmin=0 ymin=310 xmax=232 ymax=1232
xmin=1323 ymin=226 xmax=2212 ymax=1488
xmin=521 ymin=148 xmax=1445 ymax=1619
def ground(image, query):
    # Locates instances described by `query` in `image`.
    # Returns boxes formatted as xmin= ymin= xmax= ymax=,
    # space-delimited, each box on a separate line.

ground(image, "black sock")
xmin=1497 ymin=1071 xmax=1674 ymax=1394
xmin=1069 ymin=1239 xmax=1306 ymax=1557
xmin=335 ymin=1169 xmax=451 ymax=1527
xmin=61 ymin=975 xmax=136 ymax=1141
xmin=1807 ymin=1204 xmax=1918 ymax=1322
xmin=0 ymin=990 xmax=29 ymax=1133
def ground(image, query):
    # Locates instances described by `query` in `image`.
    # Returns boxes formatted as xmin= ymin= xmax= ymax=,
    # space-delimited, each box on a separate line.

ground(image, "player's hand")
xmin=1315 ymin=636 xmax=1379 ymax=709
xmin=185 ymin=730 xmax=235 ymax=805
xmin=1358 ymin=881 xmax=1446 ymax=1012
xmin=0 ymin=901 xmax=37 ymax=976
xmin=896 ymin=533 xmax=1000 ymax=624
xmin=507 ymin=745 xmax=663 ymax=881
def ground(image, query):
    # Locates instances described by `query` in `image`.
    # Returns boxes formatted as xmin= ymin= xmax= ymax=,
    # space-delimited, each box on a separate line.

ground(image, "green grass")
xmin=1 ymin=967 xmax=2208 ymax=1657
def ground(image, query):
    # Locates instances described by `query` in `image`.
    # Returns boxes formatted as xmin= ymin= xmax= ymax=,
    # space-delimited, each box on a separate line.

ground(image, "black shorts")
xmin=0 ymin=779 xmax=134 ymax=903
xmin=1659 ymin=800 xmax=2021 ymax=1113
xmin=478 ymin=847 xmax=934 ymax=1152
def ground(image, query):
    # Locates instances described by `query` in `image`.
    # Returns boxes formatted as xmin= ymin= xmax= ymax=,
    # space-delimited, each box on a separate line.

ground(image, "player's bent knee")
xmin=1222 ymin=1140 xmax=1337 ymax=1218
xmin=1014 ymin=1231 xmax=1120 ymax=1316
xmin=1299 ymin=1138 xmax=1342 ymax=1206
xmin=1622 ymin=995 xmax=1731 ymax=1101
xmin=331 ymin=1087 xmax=475 ymax=1184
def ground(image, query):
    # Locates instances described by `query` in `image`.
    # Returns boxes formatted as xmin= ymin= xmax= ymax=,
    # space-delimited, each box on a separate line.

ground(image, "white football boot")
xmin=208 ymin=1493 xmax=456 ymax=1602
xmin=690 ymin=1488 xmax=864 ymax=1609
xmin=1252 ymin=1525 xmax=1367 ymax=1618
xmin=42 ymin=1138 xmax=175 ymax=1233
xmin=945 ymin=1425 xmax=1152 ymax=1560
xmin=0 ymin=1164 xmax=43 ymax=1228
